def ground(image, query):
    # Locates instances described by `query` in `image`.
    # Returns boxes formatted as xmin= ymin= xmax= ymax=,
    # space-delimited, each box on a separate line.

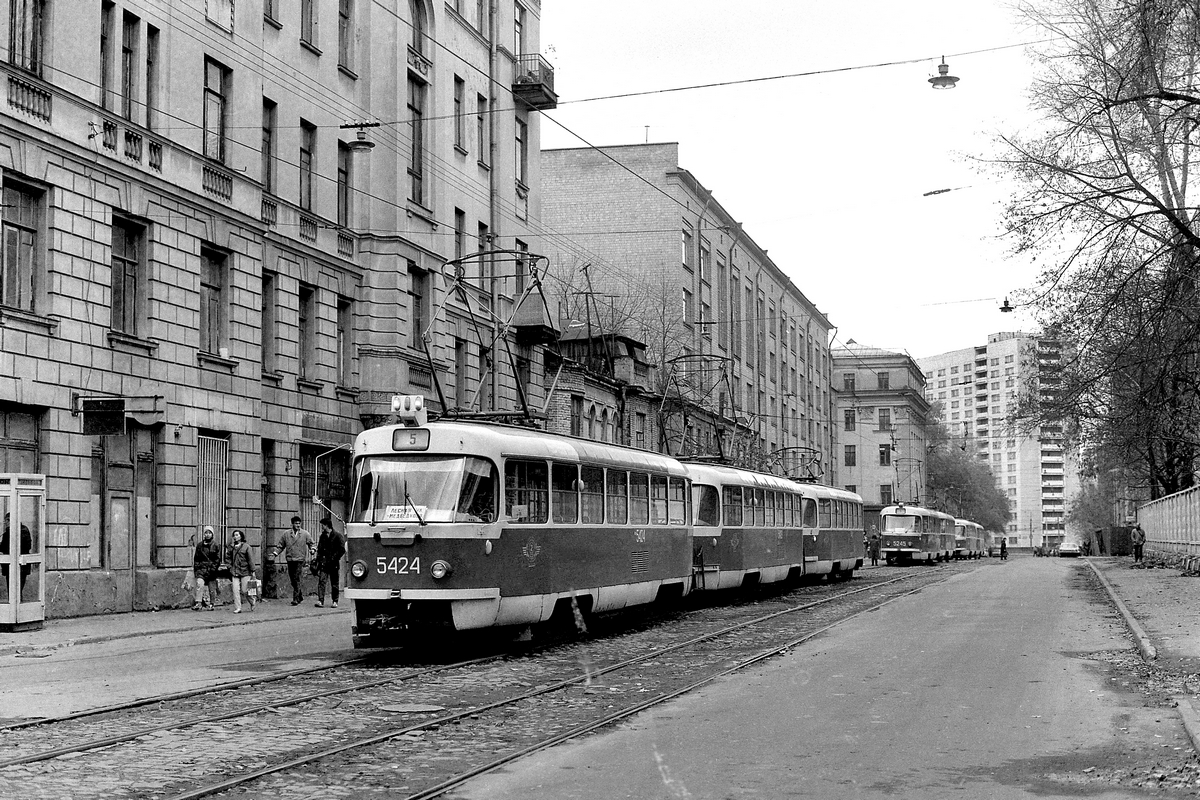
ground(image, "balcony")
xmin=512 ymin=53 xmax=558 ymax=110
xmin=7 ymin=73 xmax=51 ymax=121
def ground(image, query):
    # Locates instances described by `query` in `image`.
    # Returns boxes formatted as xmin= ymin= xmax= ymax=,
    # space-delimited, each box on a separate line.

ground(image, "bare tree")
xmin=998 ymin=0 xmax=1200 ymax=497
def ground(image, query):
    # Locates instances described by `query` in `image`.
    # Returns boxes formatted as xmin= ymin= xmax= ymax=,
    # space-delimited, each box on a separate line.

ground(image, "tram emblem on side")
xmin=522 ymin=538 xmax=542 ymax=568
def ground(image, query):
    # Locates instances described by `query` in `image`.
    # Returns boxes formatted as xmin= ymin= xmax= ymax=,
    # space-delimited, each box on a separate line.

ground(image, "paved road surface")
xmin=454 ymin=558 xmax=1185 ymax=799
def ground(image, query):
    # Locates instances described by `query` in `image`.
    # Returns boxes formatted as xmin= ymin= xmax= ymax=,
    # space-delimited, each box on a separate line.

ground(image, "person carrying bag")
xmin=226 ymin=529 xmax=258 ymax=613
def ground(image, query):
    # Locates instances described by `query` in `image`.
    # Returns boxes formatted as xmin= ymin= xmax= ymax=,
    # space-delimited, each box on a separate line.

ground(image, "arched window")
xmin=587 ymin=405 xmax=596 ymax=439
xmin=600 ymin=410 xmax=609 ymax=442
xmin=409 ymin=0 xmax=427 ymax=55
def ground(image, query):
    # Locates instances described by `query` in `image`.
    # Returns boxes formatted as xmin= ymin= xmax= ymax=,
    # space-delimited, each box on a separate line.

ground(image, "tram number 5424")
xmin=377 ymin=556 xmax=421 ymax=574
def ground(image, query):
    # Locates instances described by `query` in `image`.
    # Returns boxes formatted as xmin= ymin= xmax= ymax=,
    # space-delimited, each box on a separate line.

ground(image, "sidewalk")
xmin=1088 ymin=554 xmax=1200 ymax=668
xmin=0 ymin=597 xmax=348 ymax=658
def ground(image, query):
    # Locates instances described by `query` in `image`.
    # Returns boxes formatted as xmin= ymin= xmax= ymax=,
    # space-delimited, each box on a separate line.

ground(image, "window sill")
xmin=264 ymin=15 xmax=282 ymax=30
xmin=336 ymin=386 xmax=360 ymax=401
xmin=107 ymin=330 xmax=158 ymax=354
xmin=197 ymin=351 xmax=238 ymax=370
xmin=454 ymin=144 xmax=469 ymax=157
xmin=297 ymin=377 xmax=324 ymax=394
xmin=338 ymin=64 xmax=358 ymax=81
xmin=261 ymin=370 xmax=283 ymax=385
xmin=477 ymin=159 xmax=490 ymax=172
xmin=300 ymin=39 xmax=322 ymax=57
xmin=0 ymin=307 xmax=57 ymax=334
xmin=406 ymin=201 xmax=438 ymax=228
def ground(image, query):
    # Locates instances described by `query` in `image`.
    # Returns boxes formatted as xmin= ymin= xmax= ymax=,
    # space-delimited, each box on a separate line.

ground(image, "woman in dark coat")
xmin=226 ymin=529 xmax=257 ymax=613
xmin=192 ymin=526 xmax=221 ymax=610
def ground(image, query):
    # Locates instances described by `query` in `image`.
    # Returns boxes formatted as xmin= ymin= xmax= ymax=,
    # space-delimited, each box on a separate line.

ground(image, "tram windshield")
xmin=883 ymin=514 xmax=919 ymax=532
xmin=352 ymin=455 xmax=497 ymax=524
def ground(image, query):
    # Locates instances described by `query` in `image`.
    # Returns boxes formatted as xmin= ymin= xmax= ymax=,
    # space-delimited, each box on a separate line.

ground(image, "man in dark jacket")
xmin=314 ymin=517 xmax=346 ymax=608
xmin=192 ymin=526 xmax=221 ymax=610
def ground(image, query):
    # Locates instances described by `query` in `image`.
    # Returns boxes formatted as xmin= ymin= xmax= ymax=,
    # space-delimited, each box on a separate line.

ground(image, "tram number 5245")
xmin=377 ymin=556 xmax=421 ymax=575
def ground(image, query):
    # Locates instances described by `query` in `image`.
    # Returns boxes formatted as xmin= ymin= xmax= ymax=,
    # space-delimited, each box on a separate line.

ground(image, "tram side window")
xmin=580 ymin=466 xmax=604 ymax=524
xmin=607 ymin=469 xmax=628 ymax=524
xmin=694 ymin=484 xmax=720 ymax=526
xmin=775 ymin=492 xmax=785 ymax=527
xmin=802 ymin=497 xmax=817 ymax=527
xmin=668 ymin=476 xmax=687 ymax=525
xmin=456 ymin=457 xmax=498 ymax=522
xmin=764 ymin=491 xmax=775 ymax=527
xmin=552 ymin=463 xmax=580 ymax=524
xmin=818 ymin=499 xmax=831 ymax=528
xmin=630 ymin=472 xmax=650 ymax=525
xmin=784 ymin=494 xmax=794 ymax=527
xmin=505 ymin=459 xmax=548 ymax=523
xmin=650 ymin=475 xmax=669 ymax=525
xmin=753 ymin=488 xmax=766 ymax=527
xmin=723 ymin=485 xmax=743 ymax=526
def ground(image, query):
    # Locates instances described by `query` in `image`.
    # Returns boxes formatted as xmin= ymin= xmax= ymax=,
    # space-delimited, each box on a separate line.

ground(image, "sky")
xmin=537 ymin=1 xmax=1048 ymax=360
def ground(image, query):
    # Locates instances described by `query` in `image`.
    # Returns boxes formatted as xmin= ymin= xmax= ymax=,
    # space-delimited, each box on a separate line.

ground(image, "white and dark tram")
xmin=879 ymin=503 xmax=957 ymax=564
xmin=953 ymin=518 xmax=986 ymax=560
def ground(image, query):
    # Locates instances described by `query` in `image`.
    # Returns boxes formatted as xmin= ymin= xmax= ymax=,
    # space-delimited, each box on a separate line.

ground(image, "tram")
xmin=953 ymin=518 xmax=986 ymax=560
xmin=806 ymin=484 xmax=866 ymax=578
xmin=879 ymin=503 xmax=956 ymax=564
xmin=685 ymin=462 xmax=810 ymax=592
xmin=344 ymin=397 xmax=693 ymax=648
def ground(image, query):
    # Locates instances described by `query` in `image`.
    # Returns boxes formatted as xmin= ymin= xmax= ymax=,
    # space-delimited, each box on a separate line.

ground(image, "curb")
xmin=0 ymin=603 xmax=350 ymax=659
xmin=1086 ymin=558 xmax=1157 ymax=661
xmin=1176 ymin=696 xmax=1200 ymax=754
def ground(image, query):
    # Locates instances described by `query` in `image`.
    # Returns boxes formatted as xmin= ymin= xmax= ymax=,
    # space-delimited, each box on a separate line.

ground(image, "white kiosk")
xmin=0 ymin=474 xmax=46 ymax=632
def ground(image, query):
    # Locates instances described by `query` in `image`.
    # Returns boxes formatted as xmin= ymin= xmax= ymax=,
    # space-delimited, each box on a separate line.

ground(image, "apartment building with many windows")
xmin=831 ymin=344 xmax=930 ymax=531
xmin=0 ymin=0 xmax=555 ymax=616
xmin=918 ymin=332 xmax=1077 ymax=548
xmin=541 ymin=144 xmax=836 ymax=478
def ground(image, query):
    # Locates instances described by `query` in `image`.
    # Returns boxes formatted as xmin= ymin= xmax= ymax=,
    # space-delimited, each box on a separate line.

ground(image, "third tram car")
xmin=953 ymin=518 xmax=986 ymax=560
xmin=879 ymin=503 xmax=956 ymax=564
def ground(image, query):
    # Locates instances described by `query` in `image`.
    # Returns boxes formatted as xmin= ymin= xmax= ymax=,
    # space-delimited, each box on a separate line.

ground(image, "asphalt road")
xmin=455 ymin=558 xmax=1188 ymax=799
xmin=0 ymin=610 xmax=354 ymax=720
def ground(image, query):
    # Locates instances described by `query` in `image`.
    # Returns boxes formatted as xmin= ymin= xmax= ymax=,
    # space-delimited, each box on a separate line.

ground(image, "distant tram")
xmin=879 ymin=503 xmax=956 ymax=564
xmin=953 ymin=518 xmax=987 ymax=560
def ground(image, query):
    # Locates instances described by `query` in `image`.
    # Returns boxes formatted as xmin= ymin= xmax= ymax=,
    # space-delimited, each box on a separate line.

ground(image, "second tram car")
xmin=807 ymin=484 xmax=866 ymax=578
xmin=879 ymin=503 xmax=956 ymax=564
xmin=344 ymin=401 xmax=693 ymax=648
xmin=953 ymin=518 xmax=986 ymax=560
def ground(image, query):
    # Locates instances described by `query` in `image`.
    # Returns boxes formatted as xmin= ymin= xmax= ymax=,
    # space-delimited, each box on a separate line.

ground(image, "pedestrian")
xmin=270 ymin=515 xmax=315 ymax=605
xmin=313 ymin=517 xmax=346 ymax=609
xmin=192 ymin=526 xmax=221 ymax=610
xmin=999 ymin=538 xmax=1008 ymax=561
xmin=226 ymin=529 xmax=257 ymax=613
xmin=1131 ymin=523 xmax=1146 ymax=563
xmin=1 ymin=513 xmax=32 ymax=600
xmin=868 ymin=530 xmax=881 ymax=567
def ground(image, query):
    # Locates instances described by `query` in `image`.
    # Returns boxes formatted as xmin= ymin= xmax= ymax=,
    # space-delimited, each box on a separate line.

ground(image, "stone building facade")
xmin=541 ymin=144 xmax=835 ymax=478
xmin=0 ymin=0 xmax=556 ymax=616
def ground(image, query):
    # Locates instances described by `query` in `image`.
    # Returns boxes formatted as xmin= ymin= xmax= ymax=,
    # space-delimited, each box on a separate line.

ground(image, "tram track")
xmin=0 ymin=563 xmax=971 ymax=799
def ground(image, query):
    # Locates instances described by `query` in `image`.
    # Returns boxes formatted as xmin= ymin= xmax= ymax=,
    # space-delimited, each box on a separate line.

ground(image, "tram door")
xmin=0 ymin=475 xmax=46 ymax=631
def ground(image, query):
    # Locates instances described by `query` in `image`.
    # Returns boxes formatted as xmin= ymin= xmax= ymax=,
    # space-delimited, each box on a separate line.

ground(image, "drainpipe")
xmin=487 ymin=0 xmax=500 ymax=411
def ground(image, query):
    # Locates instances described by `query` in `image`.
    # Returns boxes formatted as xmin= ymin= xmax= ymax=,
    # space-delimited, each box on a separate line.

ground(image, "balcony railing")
xmin=261 ymin=198 xmax=278 ymax=226
xmin=299 ymin=215 xmax=318 ymax=242
xmin=202 ymin=164 xmax=233 ymax=200
xmin=512 ymin=53 xmax=557 ymax=110
xmin=123 ymin=128 xmax=142 ymax=161
xmin=337 ymin=231 xmax=354 ymax=256
xmin=7 ymin=73 xmax=51 ymax=121
xmin=148 ymin=141 xmax=162 ymax=171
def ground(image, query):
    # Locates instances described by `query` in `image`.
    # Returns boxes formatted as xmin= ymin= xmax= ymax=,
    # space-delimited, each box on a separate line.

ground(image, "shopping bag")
xmin=245 ymin=578 xmax=260 ymax=599
xmin=182 ymin=568 xmax=196 ymax=592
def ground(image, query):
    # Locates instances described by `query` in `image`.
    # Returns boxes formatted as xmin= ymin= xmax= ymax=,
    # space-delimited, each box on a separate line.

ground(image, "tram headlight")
xmin=430 ymin=560 xmax=453 ymax=580
xmin=351 ymin=560 xmax=369 ymax=579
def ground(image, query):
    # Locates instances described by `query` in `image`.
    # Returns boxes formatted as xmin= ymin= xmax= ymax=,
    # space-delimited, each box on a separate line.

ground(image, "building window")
xmin=337 ymin=141 xmax=351 ymax=227
xmin=843 ymin=373 xmax=855 ymax=392
xmin=337 ymin=296 xmax=354 ymax=386
xmin=409 ymin=0 xmax=426 ymax=55
xmin=300 ymin=120 xmax=316 ymax=211
xmin=264 ymin=0 xmax=277 ymax=24
xmin=514 ymin=239 xmax=528 ymax=296
xmin=408 ymin=77 xmax=426 ymax=205
xmin=261 ymin=271 xmax=277 ymax=374
xmin=0 ymin=407 xmax=38 ymax=472
xmin=454 ymin=208 xmax=466 ymax=262
xmin=879 ymin=484 xmax=892 ymax=506
xmin=261 ymin=98 xmax=276 ymax=193
xmin=1 ymin=181 xmax=40 ymax=313
xmin=10 ymin=0 xmax=45 ymax=74
xmin=453 ymin=338 xmax=468 ymax=405
xmin=878 ymin=408 xmax=892 ymax=431
xmin=476 ymin=0 xmax=486 ymax=31
xmin=514 ymin=1 xmax=525 ymax=54
xmin=199 ymin=247 xmax=226 ymax=355
xmin=682 ymin=224 xmax=693 ymax=271
xmin=844 ymin=445 xmax=856 ymax=467
xmin=203 ymin=57 xmax=230 ymax=162
xmin=845 ymin=484 xmax=856 ymax=494
xmin=453 ymin=76 xmax=466 ymax=151
xmin=145 ymin=25 xmax=159 ymax=129
xmin=100 ymin=2 xmax=114 ymax=109
xmin=408 ymin=261 xmax=429 ymax=346
xmin=338 ymin=0 xmax=353 ymax=69
xmin=879 ymin=444 xmax=892 ymax=466
xmin=298 ymin=283 xmax=316 ymax=380
xmin=121 ymin=11 xmax=138 ymax=121
xmin=877 ymin=371 xmax=890 ymax=390
xmin=570 ymin=396 xmax=583 ymax=437
xmin=843 ymin=409 xmax=856 ymax=431
xmin=515 ymin=116 xmax=528 ymax=186
xmin=301 ymin=0 xmax=318 ymax=46
xmin=111 ymin=216 xmax=145 ymax=336
xmin=476 ymin=94 xmax=488 ymax=165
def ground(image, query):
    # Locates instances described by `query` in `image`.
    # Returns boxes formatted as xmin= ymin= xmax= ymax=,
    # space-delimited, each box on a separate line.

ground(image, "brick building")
xmin=540 ymin=144 xmax=835 ymax=477
xmin=0 ymin=0 xmax=556 ymax=616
